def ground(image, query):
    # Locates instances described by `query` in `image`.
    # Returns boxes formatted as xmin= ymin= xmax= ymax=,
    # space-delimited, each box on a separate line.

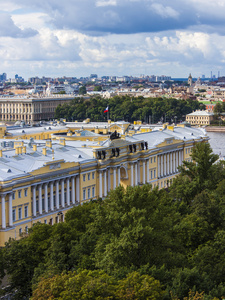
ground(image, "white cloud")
xmin=151 ymin=3 xmax=179 ymax=19
xmin=96 ymin=0 xmax=117 ymax=7
xmin=0 ymin=13 xmax=37 ymax=38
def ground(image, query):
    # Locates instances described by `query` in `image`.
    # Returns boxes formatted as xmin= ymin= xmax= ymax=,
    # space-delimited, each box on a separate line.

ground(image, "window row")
xmin=150 ymin=157 xmax=156 ymax=164
xmin=150 ymin=169 xmax=156 ymax=179
xmin=83 ymin=186 xmax=95 ymax=200
xmin=13 ymin=205 xmax=28 ymax=222
xmin=12 ymin=188 xmax=28 ymax=200
xmin=83 ymin=172 xmax=95 ymax=182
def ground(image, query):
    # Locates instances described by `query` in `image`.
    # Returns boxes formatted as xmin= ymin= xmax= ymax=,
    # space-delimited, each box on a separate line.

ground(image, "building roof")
xmin=0 ymin=126 xmax=207 ymax=181
xmin=187 ymin=110 xmax=214 ymax=116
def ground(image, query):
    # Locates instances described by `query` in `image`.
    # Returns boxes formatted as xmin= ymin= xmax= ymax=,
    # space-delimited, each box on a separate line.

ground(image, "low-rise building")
xmin=186 ymin=110 xmax=214 ymax=126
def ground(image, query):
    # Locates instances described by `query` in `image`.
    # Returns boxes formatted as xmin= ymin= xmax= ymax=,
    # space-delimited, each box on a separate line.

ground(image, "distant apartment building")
xmin=186 ymin=110 xmax=214 ymax=126
xmin=0 ymin=73 xmax=7 ymax=82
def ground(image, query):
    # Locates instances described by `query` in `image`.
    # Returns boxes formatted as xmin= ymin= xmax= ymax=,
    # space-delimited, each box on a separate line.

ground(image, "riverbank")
xmin=205 ymin=126 xmax=225 ymax=132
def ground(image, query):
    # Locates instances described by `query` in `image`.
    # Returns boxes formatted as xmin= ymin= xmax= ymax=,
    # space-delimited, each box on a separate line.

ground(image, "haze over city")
xmin=1 ymin=0 xmax=225 ymax=79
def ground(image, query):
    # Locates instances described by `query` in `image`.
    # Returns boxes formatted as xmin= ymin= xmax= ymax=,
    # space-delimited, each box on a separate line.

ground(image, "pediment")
xmin=156 ymin=137 xmax=183 ymax=148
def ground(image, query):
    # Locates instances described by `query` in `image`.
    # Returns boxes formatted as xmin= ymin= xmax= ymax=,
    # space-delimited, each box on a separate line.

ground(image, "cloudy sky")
xmin=1 ymin=0 xmax=225 ymax=79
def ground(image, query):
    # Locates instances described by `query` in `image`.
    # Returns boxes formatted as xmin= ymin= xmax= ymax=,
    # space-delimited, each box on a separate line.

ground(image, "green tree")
xmin=116 ymin=271 xmax=164 ymax=300
xmin=79 ymin=86 xmax=87 ymax=95
xmin=172 ymin=142 xmax=219 ymax=201
xmin=3 ymin=223 xmax=52 ymax=299
xmin=94 ymin=86 xmax=102 ymax=91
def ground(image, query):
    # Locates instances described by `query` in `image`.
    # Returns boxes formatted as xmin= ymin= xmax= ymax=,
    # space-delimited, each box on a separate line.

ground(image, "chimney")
xmin=59 ymin=138 xmax=66 ymax=146
xmin=46 ymin=140 xmax=52 ymax=148
xmin=42 ymin=148 xmax=47 ymax=156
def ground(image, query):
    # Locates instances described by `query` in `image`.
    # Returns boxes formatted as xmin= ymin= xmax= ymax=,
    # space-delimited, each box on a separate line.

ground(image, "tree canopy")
xmin=1 ymin=142 xmax=225 ymax=300
xmin=54 ymin=96 xmax=203 ymax=123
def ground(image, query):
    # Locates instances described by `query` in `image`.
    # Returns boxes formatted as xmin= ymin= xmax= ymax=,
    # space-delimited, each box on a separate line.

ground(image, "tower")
xmin=188 ymin=73 xmax=193 ymax=86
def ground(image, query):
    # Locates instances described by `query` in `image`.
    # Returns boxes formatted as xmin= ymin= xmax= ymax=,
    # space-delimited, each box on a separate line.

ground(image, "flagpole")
xmin=107 ymin=107 xmax=109 ymax=121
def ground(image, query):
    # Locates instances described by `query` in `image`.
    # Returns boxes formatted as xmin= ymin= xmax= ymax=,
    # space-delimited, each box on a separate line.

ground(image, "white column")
xmin=181 ymin=150 xmax=184 ymax=164
xmin=32 ymin=186 xmax=37 ymax=217
xmin=167 ymin=154 xmax=170 ymax=175
xmin=176 ymin=151 xmax=179 ymax=172
xmin=113 ymin=168 xmax=117 ymax=189
xmin=131 ymin=164 xmax=134 ymax=186
xmin=76 ymin=176 xmax=80 ymax=203
xmin=56 ymin=180 xmax=60 ymax=208
xmin=50 ymin=182 xmax=54 ymax=210
xmin=173 ymin=152 xmax=176 ymax=173
xmin=147 ymin=159 xmax=150 ymax=183
xmin=66 ymin=178 xmax=70 ymax=206
xmin=61 ymin=179 xmax=65 ymax=208
xmin=137 ymin=161 xmax=140 ymax=184
xmin=158 ymin=156 xmax=160 ymax=178
xmin=161 ymin=155 xmax=163 ymax=177
xmin=44 ymin=183 xmax=48 ymax=213
xmin=99 ymin=171 xmax=103 ymax=198
xmin=38 ymin=185 xmax=42 ymax=215
xmin=164 ymin=154 xmax=166 ymax=176
xmin=135 ymin=163 xmax=138 ymax=185
xmin=118 ymin=166 xmax=120 ymax=186
xmin=1 ymin=195 xmax=6 ymax=229
xmin=104 ymin=170 xmax=107 ymax=197
xmin=9 ymin=193 xmax=13 ymax=227
xmin=179 ymin=151 xmax=182 ymax=168
xmin=71 ymin=177 xmax=75 ymax=204
xmin=143 ymin=160 xmax=146 ymax=184
xmin=108 ymin=168 xmax=111 ymax=191
xmin=170 ymin=153 xmax=173 ymax=174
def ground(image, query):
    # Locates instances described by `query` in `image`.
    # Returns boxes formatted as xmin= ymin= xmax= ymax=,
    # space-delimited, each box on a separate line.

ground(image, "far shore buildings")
xmin=0 ymin=122 xmax=207 ymax=246
xmin=186 ymin=110 xmax=214 ymax=126
xmin=0 ymin=95 xmax=75 ymax=122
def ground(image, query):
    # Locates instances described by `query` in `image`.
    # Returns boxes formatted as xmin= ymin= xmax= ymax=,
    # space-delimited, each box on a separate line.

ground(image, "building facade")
xmin=0 ymin=126 xmax=208 ymax=246
xmin=186 ymin=110 xmax=214 ymax=126
xmin=0 ymin=95 xmax=74 ymax=122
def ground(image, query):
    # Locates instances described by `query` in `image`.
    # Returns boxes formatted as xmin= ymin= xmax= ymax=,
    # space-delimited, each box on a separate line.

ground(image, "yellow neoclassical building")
xmin=0 ymin=125 xmax=208 ymax=246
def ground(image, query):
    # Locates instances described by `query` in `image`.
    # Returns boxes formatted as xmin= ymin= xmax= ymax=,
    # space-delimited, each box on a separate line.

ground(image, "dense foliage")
xmin=54 ymin=96 xmax=203 ymax=123
xmin=1 ymin=142 xmax=225 ymax=299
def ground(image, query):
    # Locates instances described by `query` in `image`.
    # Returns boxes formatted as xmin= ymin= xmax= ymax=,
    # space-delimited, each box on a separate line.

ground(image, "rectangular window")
xmin=13 ymin=209 xmax=16 ymax=222
xmin=24 ymin=206 xmax=28 ymax=218
xmin=25 ymin=226 xmax=28 ymax=233
xmin=18 ymin=190 xmax=21 ymax=198
xmin=88 ymin=188 xmax=90 ymax=199
xmin=92 ymin=186 xmax=95 ymax=197
xmin=154 ymin=169 xmax=156 ymax=178
xmin=24 ymin=189 xmax=28 ymax=197
xmin=92 ymin=172 xmax=95 ymax=179
xmin=83 ymin=189 xmax=86 ymax=200
xmin=151 ymin=170 xmax=153 ymax=179
xmin=151 ymin=158 xmax=152 ymax=163
xmin=18 ymin=207 xmax=22 ymax=220
xmin=154 ymin=157 xmax=156 ymax=163
xmin=83 ymin=174 xmax=86 ymax=182
xmin=19 ymin=228 xmax=22 ymax=235
xmin=12 ymin=192 xmax=15 ymax=200
xmin=88 ymin=173 xmax=90 ymax=180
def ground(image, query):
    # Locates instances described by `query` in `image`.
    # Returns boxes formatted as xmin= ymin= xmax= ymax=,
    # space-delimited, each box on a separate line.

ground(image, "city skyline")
xmin=1 ymin=1 xmax=225 ymax=79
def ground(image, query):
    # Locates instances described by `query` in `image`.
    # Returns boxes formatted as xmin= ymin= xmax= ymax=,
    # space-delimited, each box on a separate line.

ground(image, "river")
xmin=207 ymin=132 xmax=225 ymax=157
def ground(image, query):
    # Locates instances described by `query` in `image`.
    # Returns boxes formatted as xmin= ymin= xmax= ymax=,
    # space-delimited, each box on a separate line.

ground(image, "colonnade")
xmin=32 ymin=175 xmax=80 ymax=217
xmin=157 ymin=150 xmax=183 ymax=178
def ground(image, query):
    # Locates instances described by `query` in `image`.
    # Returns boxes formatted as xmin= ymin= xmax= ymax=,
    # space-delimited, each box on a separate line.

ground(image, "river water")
xmin=207 ymin=132 xmax=225 ymax=157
